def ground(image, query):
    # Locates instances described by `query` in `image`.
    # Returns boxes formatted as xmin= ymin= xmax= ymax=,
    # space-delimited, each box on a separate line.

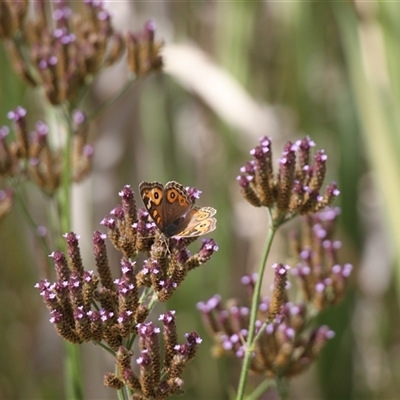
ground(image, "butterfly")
xmin=139 ymin=181 xmax=217 ymax=238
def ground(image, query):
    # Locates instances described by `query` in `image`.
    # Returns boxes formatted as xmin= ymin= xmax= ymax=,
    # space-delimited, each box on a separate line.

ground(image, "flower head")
xmin=237 ymin=136 xmax=339 ymax=225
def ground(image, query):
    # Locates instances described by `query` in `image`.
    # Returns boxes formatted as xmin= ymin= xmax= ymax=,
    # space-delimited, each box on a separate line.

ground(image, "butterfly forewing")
xmin=139 ymin=181 xmax=167 ymax=231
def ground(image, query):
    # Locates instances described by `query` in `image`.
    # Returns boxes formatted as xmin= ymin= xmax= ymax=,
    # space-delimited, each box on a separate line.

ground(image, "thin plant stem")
xmin=95 ymin=341 xmax=116 ymax=357
xmin=117 ymin=388 xmax=130 ymax=400
xmin=86 ymin=77 xmax=138 ymax=125
xmin=236 ymin=223 xmax=276 ymax=400
xmin=64 ymin=341 xmax=84 ymax=400
xmin=246 ymin=378 xmax=274 ymax=400
xmin=117 ymin=379 xmax=130 ymax=400
xmin=13 ymin=184 xmax=51 ymax=261
xmin=117 ymin=388 xmax=125 ymax=400
xmin=57 ymin=106 xmax=84 ymax=400
xmin=276 ymin=377 xmax=289 ymax=400
xmin=58 ymin=106 xmax=72 ymax=236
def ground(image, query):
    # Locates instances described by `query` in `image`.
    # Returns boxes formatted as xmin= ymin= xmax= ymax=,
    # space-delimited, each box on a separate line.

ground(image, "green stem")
xmin=64 ymin=342 xmax=84 ymax=400
xmin=95 ymin=341 xmax=116 ymax=357
xmin=57 ymin=106 xmax=84 ymax=400
xmin=117 ymin=388 xmax=125 ymax=400
xmin=275 ymin=377 xmax=289 ymax=400
xmin=236 ymin=224 xmax=276 ymax=400
xmin=86 ymin=77 xmax=138 ymax=124
xmin=58 ymin=106 xmax=72 ymax=236
xmin=246 ymin=378 xmax=274 ymax=400
xmin=116 ymin=381 xmax=130 ymax=400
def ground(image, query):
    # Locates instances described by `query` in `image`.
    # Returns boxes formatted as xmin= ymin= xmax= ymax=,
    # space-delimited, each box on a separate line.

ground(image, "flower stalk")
xmin=59 ymin=109 xmax=83 ymax=400
xmin=236 ymin=223 xmax=276 ymax=400
xmin=199 ymin=136 xmax=348 ymax=400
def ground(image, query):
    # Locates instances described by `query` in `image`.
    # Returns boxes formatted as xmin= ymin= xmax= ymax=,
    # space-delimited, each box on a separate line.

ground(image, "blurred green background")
xmin=1 ymin=1 xmax=400 ymax=399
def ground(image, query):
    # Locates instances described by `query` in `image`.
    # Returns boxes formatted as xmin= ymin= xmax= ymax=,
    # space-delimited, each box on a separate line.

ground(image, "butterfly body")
xmin=139 ymin=181 xmax=217 ymax=238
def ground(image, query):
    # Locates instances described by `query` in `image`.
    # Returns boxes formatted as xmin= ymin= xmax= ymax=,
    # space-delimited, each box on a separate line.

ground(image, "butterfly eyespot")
xmin=147 ymin=188 xmax=163 ymax=205
xmin=153 ymin=188 xmax=162 ymax=199
xmin=167 ymin=189 xmax=178 ymax=202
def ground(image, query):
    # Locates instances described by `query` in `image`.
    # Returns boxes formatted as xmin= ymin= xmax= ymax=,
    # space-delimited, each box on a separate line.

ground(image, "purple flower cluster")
xmin=0 ymin=1 xmax=163 ymax=104
xmin=36 ymin=184 xmax=217 ymax=396
xmin=198 ymin=270 xmax=335 ymax=378
xmin=0 ymin=107 xmax=92 ymax=196
xmin=198 ymin=206 xmax=350 ymax=379
xmin=103 ymin=312 xmax=202 ymax=398
xmin=237 ymin=136 xmax=339 ymax=224
xmin=290 ymin=207 xmax=353 ymax=309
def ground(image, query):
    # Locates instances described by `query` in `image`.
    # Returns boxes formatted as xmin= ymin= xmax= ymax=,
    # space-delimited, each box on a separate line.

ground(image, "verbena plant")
xmin=0 ymin=1 xmax=352 ymax=399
